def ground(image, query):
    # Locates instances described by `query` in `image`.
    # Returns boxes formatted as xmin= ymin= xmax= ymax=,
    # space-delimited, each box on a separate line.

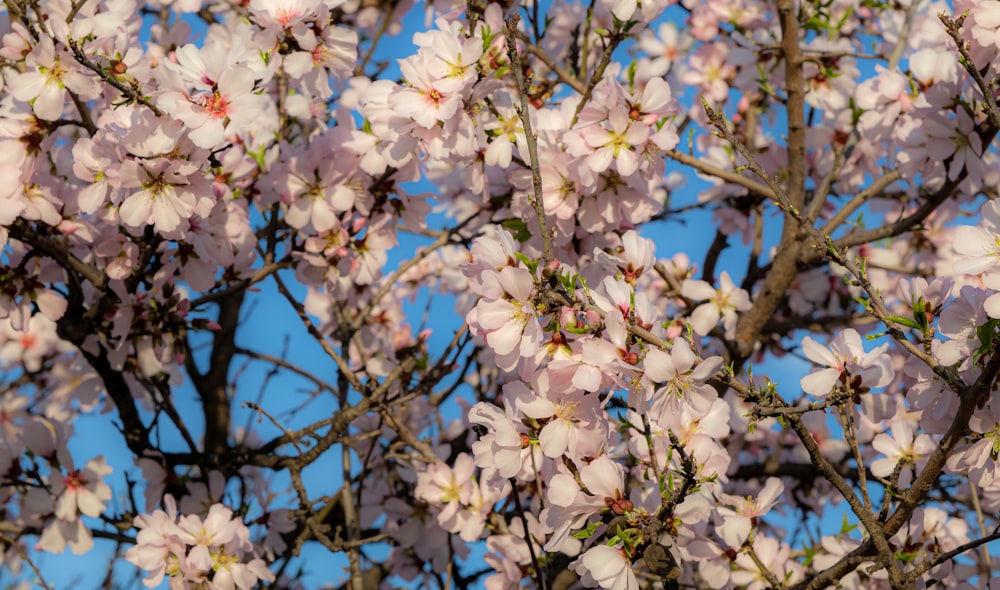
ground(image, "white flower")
xmin=572 ymin=544 xmax=637 ymax=590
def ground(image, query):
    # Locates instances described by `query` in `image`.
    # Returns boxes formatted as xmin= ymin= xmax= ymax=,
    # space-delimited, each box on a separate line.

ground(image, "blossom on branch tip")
xmin=7 ymin=37 xmax=101 ymax=121
xmin=800 ymin=329 xmax=894 ymax=398
xmin=572 ymin=543 xmax=637 ymax=590
xmin=716 ymin=477 xmax=783 ymax=548
xmin=125 ymin=496 xmax=275 ymax=589
xmin=643 ymin=339 xmax=723 ymax=416
xmin=680 ymin=271 xmax=751 ymax=338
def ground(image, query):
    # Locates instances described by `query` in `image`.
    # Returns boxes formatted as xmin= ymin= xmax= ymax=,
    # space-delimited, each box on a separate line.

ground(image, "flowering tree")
xmin=2 ymin=0 xmax=1000 ymax=587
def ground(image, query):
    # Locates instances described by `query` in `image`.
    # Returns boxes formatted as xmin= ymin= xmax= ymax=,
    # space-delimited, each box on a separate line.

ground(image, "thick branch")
xmin=730 ymin=0 xmax=807 ymax=361
xmin=8 ymin=220 xmax=106 ymax=290
xmin=198 ymin=290 xmax=244 ymax=454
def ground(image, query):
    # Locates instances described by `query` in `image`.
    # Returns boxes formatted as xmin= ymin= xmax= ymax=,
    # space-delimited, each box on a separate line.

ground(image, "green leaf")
xmin=572 ymin=522 xmax=599 ymax=539
xmin=502 ymin=219 xmax=532 ymax=243
xmin=887 ymin=315 xmax=922 ymax=330
xmin=913 ymin=298 xmax=929 ymax=333
xmin=974 ymin=318 xmax=1000 ymax=361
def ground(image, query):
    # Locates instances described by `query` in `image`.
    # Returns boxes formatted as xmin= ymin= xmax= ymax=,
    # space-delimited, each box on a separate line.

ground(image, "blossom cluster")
xmin=2 ymin=0 xmax=1000 ymax=587
xmin=125 ymin=496 xmax=275 ymax=589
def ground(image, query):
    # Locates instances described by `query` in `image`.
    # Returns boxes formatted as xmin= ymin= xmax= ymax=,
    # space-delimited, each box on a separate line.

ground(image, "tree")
xmin=1 ymin=0 xmax=1000 ymax=587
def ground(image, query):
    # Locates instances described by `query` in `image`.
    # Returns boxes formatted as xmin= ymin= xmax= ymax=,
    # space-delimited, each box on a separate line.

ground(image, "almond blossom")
xmin=468 ymin=265 xmax=543 ymax=372
xmin=156 ymin=41 xmax=272 ymax=150
xmin=507 ymin=377 xmax=605 ymax=459
xmin=643 ymin=339 xmax=723 ymax=415
xmin=680 ymin=271 xmax=752 ymax=338
xmin=716 ymin=477 xmax=784 ymax=548
xmin=117 ymin=157 xmax=213 ymax=234
xmin=870 ymin=419 xmax=935 ymax=487
xmin=49 ymin=456 xmax=112 ymax=521
xmin=543 ymin=455 xmax=629 ymax=551
xmin=4 ymin=0 xmax=1000 ymax=589
xmin=468 ymin=399 xmax=531 ymax=488
xmin=800 ymin=329 xmax=895 ymax=398
xmin=126 ymin=497 xmax=275 ymax=589
xmin=572 ymin=544 xmax=637 ymax=590
xmin=954 ymin=200 xmax=1000 ymax=277
xmin=7 ymin=37 xmax=101 ymax=121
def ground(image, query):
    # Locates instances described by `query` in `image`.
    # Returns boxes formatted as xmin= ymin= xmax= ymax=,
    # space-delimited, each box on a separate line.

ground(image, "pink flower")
xmin=117 ymin=157 xmax=213 ymax=234
xmin=415 ymin=454 xmax=475 ymax=511
xmin=8 ymin=36 xmax=100 ymax=120
xmin=0 ymin=164 xmax=27 ymax=225
xmin=37 ymin=517 xmax=95 ymax=555
xmin=544 ymin=455 xmax=627 ymax=551
xmin=855 ymin=66 xmax=913 ymax=134
xmin=283 ymin=22 xmax=358 ymax=81
xmin=508 ymin=377 xmax=604 ymax=459
xmin=572 ymin=544 xmax=637 ymax=590
xmin=468 ymin=400 xmax=530 ymax=488
xmin=952 ymin=399 xmax=1000 ymax=486
xmin=871 ymin=420 xmax=935 ymax=487
xmin=50 ymin=455 xmax=113 ymax=520
xmin=679 ymin=42 xmax=734 ymax=103
xmin=964 ymin=0 xmax=1000 ymax=57
xmin=581 ymin=106 xmax=651 ymax=177
xmin=413 ymin=24 xmax=484 ymax=87
xmin=637 ymin=23 xmax=693 ymax=78
xmin=482 ymin=95 xmax=527 ymax=169
xmin=800 ymin=328 xmax=894 ymax=398
xmin=954 ymin=200 xmax=1000 ymax=276
xmin=125 ymin=496 xmax=274 ymax=589
xmin=157 ymin=42 xmax=270 ymax=149
xmin=643 ymin=340 xmax=723 ymax=416
xmin=595 ymin=230 xmax=656 ymax=285
xmin=71 ymin=137 xmax=115 ymax=215
xmin=900 ymin=109 xmax=983 ymax=181
xmin=177 ymin=504 xmax=243 ymax=563
xmin=469 ymin=266 xmax=543 ymax=372
xmin=249 ymin=0 xmax=321 ymax=28
xmin=716 ymin=477 xmax=784 ymax=548
xmin=572 ymin=310 xmax=638 ymax=391
xmin=680 ymin=271 xmax=751 ymax=338
xmin=125 ymin=495 xmax=183 ymax=587
xmin=390 ymin=54 xmax=465 ymax=128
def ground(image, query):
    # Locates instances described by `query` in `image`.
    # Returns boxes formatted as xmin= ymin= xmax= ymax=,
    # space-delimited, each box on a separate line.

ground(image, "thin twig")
xmin=243 ymin=401 xmax=306 ymax=454
xmin=510 ymin=479 xmax=548 ymax=590
xmin=939 ymin=12 xmax=1000 ymax=129
xmin=271 ymin=273 xmax=364 ymax=392
xmin=67 ymin=37 xmax=163 ymax=116
xmin=818 ymin=170 xmax=902 ymax=236
xmin=520 ymin=39 xmax=586 ymax=94
xmin=888 ymin=0 xmax=921 ymax=69
xmin=665 ymin=149 xmax=776 ymax=200
xmin=504 ymin=14 xmax=554 ymax=267
xmin=0 ymin=534 xmax=54 ymax=590
xmin=235 ymin=346 xmax=336 ymax=394
xmin=903 ymin=527 xmax=1000 ymax=581
xmin=968 ymin=478 xmax=991 ymax=579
